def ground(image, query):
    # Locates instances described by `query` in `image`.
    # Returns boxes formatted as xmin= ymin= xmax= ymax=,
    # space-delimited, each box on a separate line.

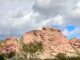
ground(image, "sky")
xmin=0 ymin=0 xmax=80 ymax=40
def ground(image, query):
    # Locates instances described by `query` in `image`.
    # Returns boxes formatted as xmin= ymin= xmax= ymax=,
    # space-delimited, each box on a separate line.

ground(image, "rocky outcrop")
xmin=2 ymin=36 xmax=20 ymax=54
xmin=69 ymin=37 xmax=80 ymax=48
xmin=69 ymin=37 xmax=80 ymax=54
xmin=22 ymin=27 xmax=76 ymax=58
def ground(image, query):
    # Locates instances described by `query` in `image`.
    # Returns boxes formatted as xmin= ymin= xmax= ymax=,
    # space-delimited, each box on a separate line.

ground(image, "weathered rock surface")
xmin=69 ymin=37 xmax=80 ymax=54
xmin=69 ymin=37 xmax=80 ymax=47
xmin=2 ymin=36 xmax=20 ymax=54
xmin=0 ymin=27 xmax=79 ymax=59
xmin=22 ymin=27 xmax=76 ymax=58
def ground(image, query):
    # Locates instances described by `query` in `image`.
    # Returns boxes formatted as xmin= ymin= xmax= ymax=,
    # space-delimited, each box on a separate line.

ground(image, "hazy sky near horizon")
xmin=0 ymin=0 xmax=80 ymax=39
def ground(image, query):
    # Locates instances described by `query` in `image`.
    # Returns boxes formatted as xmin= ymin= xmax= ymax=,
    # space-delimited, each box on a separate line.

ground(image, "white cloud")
xmin=77 ymin=1 xmax=80 ymax=7
xmin=53 ymin=15 xmax=64 ymax=25
xmin=69 ymin=27 xmax=80 ymax=35
xmin=62 ymin=26 xmax=80 ymax=39
xmin=62 ymin=29 xmax=69 ymax=36
xmin=33 ymin=0 xmax=80 ymax=26
xmin=33 ymin=0 xmax=78 ymax=17
xmin=0 ymin=0 xmax=34 ymax=36
xmin=0 ymin=0 xmax=80 ymax=39
xmin=35 ymin=0 xmax=52 ymax=7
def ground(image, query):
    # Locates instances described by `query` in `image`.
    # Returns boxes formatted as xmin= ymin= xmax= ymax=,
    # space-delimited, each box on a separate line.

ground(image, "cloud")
xmin=62 ymin=26 xmax=80 ymax=39
xmin=0 ymin=0 xmax=80 ymax=39
xmin=53 ymin=15 xmax=64 ymax=25
xmin=33 ymin=0 xmax=80 ymax=26
xmin=35 ymin=0 xmax=52 ymax=7
xmin=62 ymin=29 xmax=69 ymax=36
xmin=64 ymin=7 xmax=80 ymax=26
xmin=33 ymin=0 xmax=78 ymax=17
xmin=69 ymin=27 xmax=80 ymax=35
xmin=0 ymin=9 xmax=47 ymax=37
xmin=0 ymin=0 xmax=34 ymax=36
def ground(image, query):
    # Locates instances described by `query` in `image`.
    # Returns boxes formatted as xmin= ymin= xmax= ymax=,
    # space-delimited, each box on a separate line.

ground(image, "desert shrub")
xmin=6 ymin=52 xmax=16 ymax=58
xmin=22 ymin=42 xmax=43 ymax=54
xmin=66 ymin=56 xmax=80 ymax=60
xmin=0 ymin=51 xmax=16 ymax=59
xmin=28 ymin=58 xmax=42 ymax=60
xmin=44 ymin=59 xmax=56 ymax=60
xmin=55 ymin=53 xmax=67 ymax=60
xmin=0 ymin=54 xmax=6 ymax=60
xmin=55 ymin=53 xmax=80 ymax=60
xmin=10 ymin=56 xmax=26 ymax=60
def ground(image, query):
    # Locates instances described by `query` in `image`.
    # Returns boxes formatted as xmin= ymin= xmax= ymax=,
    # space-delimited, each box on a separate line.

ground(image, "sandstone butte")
xmin=22 ymin=27 xmax=77 ymax=58
xmin=1 ymin=27 xmax=80 ymax=58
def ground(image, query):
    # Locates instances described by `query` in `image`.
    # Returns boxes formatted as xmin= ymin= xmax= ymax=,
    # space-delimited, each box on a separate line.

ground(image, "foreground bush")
xmin=22 ymin=42 xmax=43 ymax=54
xmin=55 ymin=53 xmax=80 ymax=60
xmin=0 ymin=54 xmax=6 ymax=60
xmin=55 ymin=53 xmax=67 ymax=60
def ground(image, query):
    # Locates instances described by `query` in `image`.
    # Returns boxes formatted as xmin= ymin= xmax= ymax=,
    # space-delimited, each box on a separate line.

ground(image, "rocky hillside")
xmin=22 ymin=27 xmax=76 ymax=58
xmin=0 ymin=27 xmax=80 ymax=59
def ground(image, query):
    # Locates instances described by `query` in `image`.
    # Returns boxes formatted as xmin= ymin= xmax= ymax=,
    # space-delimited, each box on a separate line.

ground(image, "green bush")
xmin=28 ymin=58 xmax=42 ymax=60
xmin=55 ymin=53 xmax=80 ymax=60
xmin=22 ymin=42 xmax=43 ymax=53
xmin=0 ymin=54 xmax=6 ymax=60
xmin=6 ymin=52 xmax=16 ymax=58
xmin=55 ymin=53 xmax=67 ymax=60
xmin=44 ymin=59 xmax=56 ymax=60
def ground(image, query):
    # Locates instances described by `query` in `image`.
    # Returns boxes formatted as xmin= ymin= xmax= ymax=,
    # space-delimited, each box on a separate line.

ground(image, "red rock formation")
xmin=2 ymin=36 xmax=20 ymax=54
xmin=69 ymin=37 xmax=80 ymax=54
xmin=22 ymin=27 xmax=75 ymax=56
xmin=69 ymin=37 xmax=80 ymax=48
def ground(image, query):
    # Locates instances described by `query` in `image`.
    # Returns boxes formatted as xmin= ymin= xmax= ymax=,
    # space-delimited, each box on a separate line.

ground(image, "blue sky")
xmin=67 ymin=25 xmax=76 ymax=32
xmin=0 ymin=0 xmax=80 ymax=40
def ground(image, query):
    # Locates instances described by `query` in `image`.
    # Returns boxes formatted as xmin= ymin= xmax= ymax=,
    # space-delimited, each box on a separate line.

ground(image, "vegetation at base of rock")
xmin=0 ymin=51 xmax=80 ymax=60
xmin=55 ymin=53 xmax=80 ymax=60
xmin=5 ymin=51 xmax=16 ymax=58
xmin=0 ymin=54 xmax=6 ymax=60
xmin=0 ymin=51 xmax=16 ymax=60
xmin=22 ymin=42 xmax=43 ymax=53
xmin=55 ymin=53 xmax=67 ymax=60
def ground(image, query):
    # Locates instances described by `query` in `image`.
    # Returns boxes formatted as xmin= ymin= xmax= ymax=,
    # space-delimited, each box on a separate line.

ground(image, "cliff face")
xmin=22 ymin=27 xmax=75 ymax=56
